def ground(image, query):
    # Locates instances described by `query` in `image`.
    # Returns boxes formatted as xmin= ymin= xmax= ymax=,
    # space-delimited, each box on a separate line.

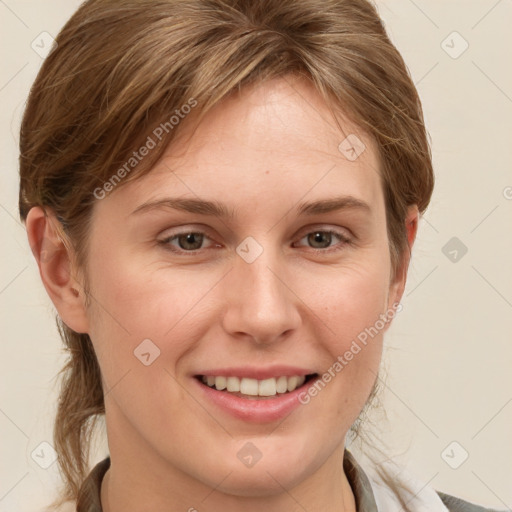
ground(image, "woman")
xmin=19 ymin=0 xmax=503 ymax=510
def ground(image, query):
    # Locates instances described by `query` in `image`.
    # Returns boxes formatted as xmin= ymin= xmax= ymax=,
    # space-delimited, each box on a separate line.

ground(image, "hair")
xmin=19 ymin=0 xmax=434 ymax=508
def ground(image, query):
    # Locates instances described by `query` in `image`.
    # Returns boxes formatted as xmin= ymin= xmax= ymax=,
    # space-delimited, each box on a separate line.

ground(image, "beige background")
xmin=1 ymin=1 xmax=511 ymax=510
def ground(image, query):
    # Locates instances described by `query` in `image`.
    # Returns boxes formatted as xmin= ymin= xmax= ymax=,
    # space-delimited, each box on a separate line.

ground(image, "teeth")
xmin=287 ymin=376 xmax=299 ymax=392
xmin=258 ymin=378 xmax=276 ymax=396
xmin=202 ymin=375 xmax=308 ymax=396
xmin=240 ymin=378 xmax=259 ymax=396
xmin=215 ymin=376 xmax=227 ymax=390
xmin=287 ymin=375 xmax=306 ymax=391
xmin=226 ymin=376 xmax=240 ymax=392
xmin=276 ymin=376 xmax=288 ymax=394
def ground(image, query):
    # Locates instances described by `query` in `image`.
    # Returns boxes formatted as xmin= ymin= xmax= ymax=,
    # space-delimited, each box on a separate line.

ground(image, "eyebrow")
xmin=131 ymin=197 xmax=234 ymax=218
xmin=130 ymin=195 xmax=371 ymax=218
xmin=296 ymin=196 xmax=371 ymax=216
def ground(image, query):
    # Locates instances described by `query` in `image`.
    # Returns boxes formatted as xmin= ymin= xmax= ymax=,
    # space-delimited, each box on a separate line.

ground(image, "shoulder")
xmin=437 ymin=491 xmax=509 ymax=512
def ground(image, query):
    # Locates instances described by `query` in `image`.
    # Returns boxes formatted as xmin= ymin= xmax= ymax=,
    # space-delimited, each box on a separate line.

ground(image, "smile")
xmin=199 ymin=374 xmax=317 ymax=397
xmin=193 ymin=366 xmax=320 ymax=422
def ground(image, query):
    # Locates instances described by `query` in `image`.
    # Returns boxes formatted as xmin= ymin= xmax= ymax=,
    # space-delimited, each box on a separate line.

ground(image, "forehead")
xmin=97 ymin=76 xmax=384 ymax=221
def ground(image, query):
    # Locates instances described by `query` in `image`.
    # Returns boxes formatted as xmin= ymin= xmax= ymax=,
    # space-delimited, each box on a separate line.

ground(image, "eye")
xmin=158 ymin=227 xmax=351 ymax=255
xmin=294 ymin=229 xmax=351 ymax=252
xmin=159 ymin=231 xmax=217 ymax=253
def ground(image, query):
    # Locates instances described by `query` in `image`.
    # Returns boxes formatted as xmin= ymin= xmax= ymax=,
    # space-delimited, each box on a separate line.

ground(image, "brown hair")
xmin=19 ymin=0 xmax=434 ymax=508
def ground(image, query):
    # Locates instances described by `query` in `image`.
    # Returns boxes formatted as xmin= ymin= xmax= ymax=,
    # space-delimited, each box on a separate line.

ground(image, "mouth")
xmin=195 ymin=373 xmax=319 ymax=400
xmin=193 ymin=366 xmax=321 ymax=422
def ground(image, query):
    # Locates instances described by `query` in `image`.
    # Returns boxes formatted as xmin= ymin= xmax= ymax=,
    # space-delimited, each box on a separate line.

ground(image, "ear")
xmin=26 ymin=207 xmax=89 ymax=334
xmin=387 ymin=205 xmax=419 ymax=311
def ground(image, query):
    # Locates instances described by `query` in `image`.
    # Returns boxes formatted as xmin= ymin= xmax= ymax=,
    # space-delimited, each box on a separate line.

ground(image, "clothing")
xmin=75 ymin=450 xmax=505 ymax=511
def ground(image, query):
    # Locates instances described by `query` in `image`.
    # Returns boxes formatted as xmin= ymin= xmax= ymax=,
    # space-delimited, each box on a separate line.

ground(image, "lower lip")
xmin=194 ymin=377 xmax=316 ymax=423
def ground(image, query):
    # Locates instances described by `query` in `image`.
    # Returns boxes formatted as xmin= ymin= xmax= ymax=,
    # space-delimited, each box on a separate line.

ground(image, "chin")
xmin=204 ymin=443 xmax=322 ymax=498
xmin=212 ymin=466 xmax=306 ymax=498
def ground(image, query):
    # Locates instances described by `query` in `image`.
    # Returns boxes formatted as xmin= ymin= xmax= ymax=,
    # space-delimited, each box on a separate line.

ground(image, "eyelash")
xmin=158 ymin=228 xmax=352 ymax=255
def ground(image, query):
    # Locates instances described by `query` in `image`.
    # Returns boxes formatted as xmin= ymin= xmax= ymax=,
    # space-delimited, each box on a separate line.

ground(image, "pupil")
xmin=309 ymin=231 xmax=331 ymax=248
xmin=179 ymin=233 xmax=203 ymax=250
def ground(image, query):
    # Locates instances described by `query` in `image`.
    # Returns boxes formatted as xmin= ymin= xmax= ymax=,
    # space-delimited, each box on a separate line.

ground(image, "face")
xmin=83 ymin=76 xmax=405 ymax=497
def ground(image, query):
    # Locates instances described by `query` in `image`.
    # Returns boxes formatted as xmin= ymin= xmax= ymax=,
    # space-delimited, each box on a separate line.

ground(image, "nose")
xmin=221 ymin=246 xmax=302 ymax=345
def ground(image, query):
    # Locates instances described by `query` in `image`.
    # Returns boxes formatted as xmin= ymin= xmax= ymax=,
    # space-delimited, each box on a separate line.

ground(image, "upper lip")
xmin=195 ymin=365 xmax=317 ymax=380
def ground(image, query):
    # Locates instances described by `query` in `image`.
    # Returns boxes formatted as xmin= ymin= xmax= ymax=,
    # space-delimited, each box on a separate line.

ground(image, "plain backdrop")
xmin=1 ymin=1 xmax=511 ymax=510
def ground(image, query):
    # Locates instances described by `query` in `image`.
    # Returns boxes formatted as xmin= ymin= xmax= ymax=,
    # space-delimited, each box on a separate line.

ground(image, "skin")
xmin=27 ymin=75 xmax=418 ymax=512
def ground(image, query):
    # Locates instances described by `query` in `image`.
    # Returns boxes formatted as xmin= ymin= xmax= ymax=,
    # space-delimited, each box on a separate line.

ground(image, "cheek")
xmin=87 ymin=249 xmax=205 ymax=337
xmin=84 ymin=256 xmax=210 ymax=432
xmin=86 ymin=236 xmax=391 ymax=376
xmin=297 ymin=260 xmax=390 ymax=407
xmin=306 ymin=261 xmax=391 ymax=348
xmin=84 ymin=248 xmax=224 ymax=392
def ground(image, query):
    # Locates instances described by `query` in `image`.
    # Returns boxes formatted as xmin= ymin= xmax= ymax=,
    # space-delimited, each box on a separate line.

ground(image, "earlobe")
xmin=406 ymin=206 xmax=419 ymax=249
xmin=387 ymin=205 xmax=420 ymax=311
xmin=26 ymin=207 xmax=89 ymax=334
